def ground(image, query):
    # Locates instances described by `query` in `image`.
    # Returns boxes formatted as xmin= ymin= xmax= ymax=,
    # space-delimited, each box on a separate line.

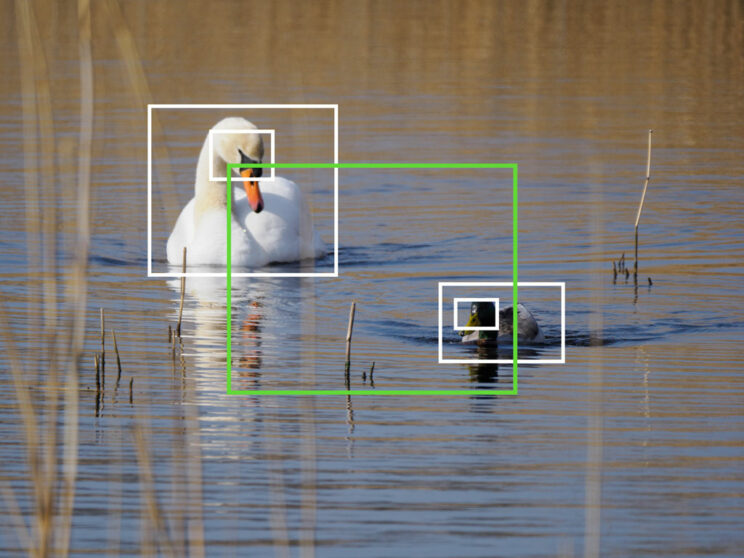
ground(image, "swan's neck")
xmin=193 ymin=139 xmax=236 ymax=224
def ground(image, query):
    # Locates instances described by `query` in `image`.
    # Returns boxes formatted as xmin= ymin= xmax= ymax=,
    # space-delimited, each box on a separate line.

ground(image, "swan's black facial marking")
xmin=238 ymin=148 xmax=262 ymax=177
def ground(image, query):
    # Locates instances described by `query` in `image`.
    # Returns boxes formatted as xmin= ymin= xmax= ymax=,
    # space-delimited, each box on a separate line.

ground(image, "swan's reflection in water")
xmin=165 ymin=272 xmax=319 ymax=546
xmin=239 ymin=300 xmax=263 ymax=373
xmin=166 ymin=273 xmax=311 ymax=398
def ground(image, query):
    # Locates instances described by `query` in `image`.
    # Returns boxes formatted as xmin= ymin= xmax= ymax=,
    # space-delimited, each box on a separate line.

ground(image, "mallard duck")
xmin=460 ymin=302 xmax=544 ymax=347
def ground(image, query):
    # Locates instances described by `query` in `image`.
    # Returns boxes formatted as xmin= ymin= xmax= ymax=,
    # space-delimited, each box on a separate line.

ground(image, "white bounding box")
xmin=438 ymin=281 xmax=566 ymax=365
xmin=453 ymin=298 xmax=500 ymax=331
xmin=147 ymin=103 xmax=338 ymax=278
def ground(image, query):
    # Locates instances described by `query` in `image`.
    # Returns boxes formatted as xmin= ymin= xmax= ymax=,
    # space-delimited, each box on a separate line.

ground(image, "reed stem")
xmin=634 ymin=129 xmax=653 ymax=277
xmin=112 ymin=330 xmax=122 ymax=389
xmin=95 ymin=354 xmax=100 ymax=391
xmin=344 ymin=301 xmax=356 ymax=374
xmin=176 ymin=247 xmax=186 ymax=337
xmin=58 ymin=0 xmax=92 ymax=548
xmin=99 ymin=307 xmax=105 ymax=374
xmin=95 ymin=354 xmax=101 ymax=417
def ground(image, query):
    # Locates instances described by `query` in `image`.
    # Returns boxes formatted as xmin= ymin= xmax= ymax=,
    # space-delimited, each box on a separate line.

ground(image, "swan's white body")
xmin=166 ymin=117 xmax=326 ymax=267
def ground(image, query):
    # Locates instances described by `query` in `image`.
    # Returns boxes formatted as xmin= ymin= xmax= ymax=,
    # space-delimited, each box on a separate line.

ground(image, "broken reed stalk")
xmin=112 ymin=330 xmax=122 ymax=389
xmin=176 ymin=246 xmax=186 ymax=337
xmin=95 ymin=354 xmax=101 ymax=417
xmin=344 ymin=301 xmax=356 ymax=374
xmin=99 ymin=307 xmax=105 ymax=374
xmin=94 ymin=354 xmax=100 ymax=392
xmin=364 ymin=362 xmax=375 ymax=387
xmin=634 ymin=129 xmax=653 ymax=278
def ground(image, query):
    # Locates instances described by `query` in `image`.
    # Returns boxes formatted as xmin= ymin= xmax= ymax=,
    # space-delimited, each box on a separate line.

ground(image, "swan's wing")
xmin=167 ymin=196 xmax=264 ymax=267
xmin=167 ymin=198 xmax=196 ymax=264
xmin=242 ymin=177 xmax=326 ymax=263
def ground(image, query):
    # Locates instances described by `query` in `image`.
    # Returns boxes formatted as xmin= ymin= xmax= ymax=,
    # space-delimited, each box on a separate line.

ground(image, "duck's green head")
xmin=459 ymin=301 xmax=497 ymax=337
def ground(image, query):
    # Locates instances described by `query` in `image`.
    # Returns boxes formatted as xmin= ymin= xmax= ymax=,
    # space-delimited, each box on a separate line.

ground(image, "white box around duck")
xmin=438 ymin=281 xmax=566 ymax=365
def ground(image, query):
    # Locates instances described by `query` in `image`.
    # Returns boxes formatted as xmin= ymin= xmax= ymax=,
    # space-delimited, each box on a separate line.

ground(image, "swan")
xmin=460 ymin=302 xmax=544 ymax=347
xmin=166 ymin=117 xmax=326 ymax=267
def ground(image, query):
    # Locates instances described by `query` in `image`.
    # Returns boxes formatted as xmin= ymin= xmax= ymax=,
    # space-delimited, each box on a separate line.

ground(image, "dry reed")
xmin=95 ymin=354 xmax=101 ymax=417
xmin=101 ymin=0 xmax=180 ymax=227
xmin=2 ymin=2 xmax=208 ymax=554
xmin=14 ymin=0 xmax=41 ymax=343
xmin=344 ymin=302 xmax=356 ymax=375
xmin=112 ymin=330 xmax=123 ymax=390
xmin=0 ymin=300 xmax=38 ymax=551
xmin=176 ymin=247 xmax=186 ymax=337
xmin=57 ymin=0 xmax=93 ymax=551
xmin=634 ymin=130 xmax=653 ymax=278
xmin=0 ymin=2 xmax=86 ymax=555
xmin=100 ymin=308 xmax=106 ymax=372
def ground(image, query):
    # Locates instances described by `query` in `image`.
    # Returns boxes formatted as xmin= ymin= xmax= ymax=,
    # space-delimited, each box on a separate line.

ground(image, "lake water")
xmin=1 ymin=1 xmax=743 ymax=556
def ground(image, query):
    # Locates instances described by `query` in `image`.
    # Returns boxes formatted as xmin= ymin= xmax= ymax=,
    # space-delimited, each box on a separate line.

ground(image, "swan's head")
xmin=211 ymin=117 xmax=265 ymax=213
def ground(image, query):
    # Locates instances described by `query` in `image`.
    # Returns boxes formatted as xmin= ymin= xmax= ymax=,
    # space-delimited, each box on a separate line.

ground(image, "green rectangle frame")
xmin=225 ymin=163 xmax=518 ymax=396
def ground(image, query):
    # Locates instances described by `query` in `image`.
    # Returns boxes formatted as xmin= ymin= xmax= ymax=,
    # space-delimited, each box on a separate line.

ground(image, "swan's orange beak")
xmin=240 ymin=168 xmax=264 ymax=213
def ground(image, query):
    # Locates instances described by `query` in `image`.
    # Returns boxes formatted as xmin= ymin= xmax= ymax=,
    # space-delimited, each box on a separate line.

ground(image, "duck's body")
xmin=460 ymin=302 xmax=544 ymax=347
xmin=496 ymin=303 xmax=545 ymax=344
xmin=166 ymin=117 xmax=326 ymax=268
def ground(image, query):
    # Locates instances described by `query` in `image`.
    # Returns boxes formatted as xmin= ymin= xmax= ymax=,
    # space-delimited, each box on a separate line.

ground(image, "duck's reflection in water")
xmin=468 ymin=346 xmax=499 ymax=384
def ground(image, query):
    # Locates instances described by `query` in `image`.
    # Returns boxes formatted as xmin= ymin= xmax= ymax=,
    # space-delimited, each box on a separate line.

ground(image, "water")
xmin=1 ymin=1 xmax=743 ymax=555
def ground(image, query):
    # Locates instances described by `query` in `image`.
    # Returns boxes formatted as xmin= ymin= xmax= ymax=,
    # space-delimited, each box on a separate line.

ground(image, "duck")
xmin=460 ymin=302 xmax=544 ymax=347
xmin=166 ymin=117 xmax=326 ymax=267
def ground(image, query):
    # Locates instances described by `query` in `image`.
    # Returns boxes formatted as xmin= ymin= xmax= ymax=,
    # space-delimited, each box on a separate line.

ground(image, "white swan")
xmin=166 ymin=117 xmax=326 ymax=267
